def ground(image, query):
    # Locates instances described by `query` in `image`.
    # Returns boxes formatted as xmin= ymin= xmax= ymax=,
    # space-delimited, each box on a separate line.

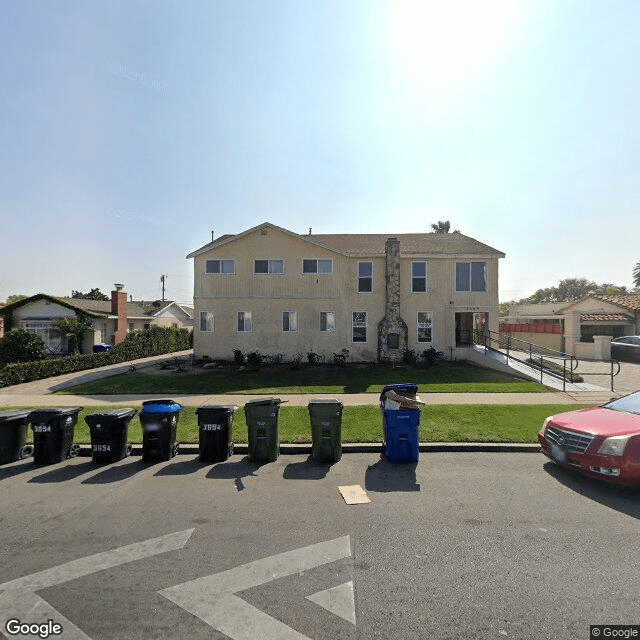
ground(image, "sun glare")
xmin=390 ymin=0 xmax=520 ymax=89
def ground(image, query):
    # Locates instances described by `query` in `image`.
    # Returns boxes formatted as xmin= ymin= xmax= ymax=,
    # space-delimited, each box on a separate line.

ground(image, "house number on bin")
xmin=202 ymin=424 xmax=221 ymax=431
xmin=33 ymin=425 xmax=51 ymax=433
xmin=92 ymin=444 xmax=111 ymax=452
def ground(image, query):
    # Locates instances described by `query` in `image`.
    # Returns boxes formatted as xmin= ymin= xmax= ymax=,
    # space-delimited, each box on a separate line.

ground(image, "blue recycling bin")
xmin=379 ymin=384 xmax=420 ymax=463
xmin=140 ymin=400 xmax=182 ymax=462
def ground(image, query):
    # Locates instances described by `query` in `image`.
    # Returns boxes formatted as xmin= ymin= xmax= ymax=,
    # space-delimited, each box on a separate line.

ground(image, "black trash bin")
xmin=85 ymin=408 xmax=137 ymax=464
xmin=379 ymin=384 xmax=420 ymax=464
xmin=244 ymin=398 xmax=281 ymax=463
xmin=308 ymin=399 xmax=343 ymax=463
xmin=0 ymin=410 xmax=33 ymax=464
xmin=197 ymin=405 xmax=238 ymax=463
xmin=139 ymin=400 xmax=182 ymax=462
xmin=30 ymin=407 xmax=83 ymax=465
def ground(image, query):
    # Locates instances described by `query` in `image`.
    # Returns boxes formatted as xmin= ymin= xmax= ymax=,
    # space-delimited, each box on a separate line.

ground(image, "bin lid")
xmin=308 ymin=399 xmax=343 ymax=406
xmin=244 ymin=397 xmax=281 ymax=407
xmin=141 ymin=400 xmax=182 ymax=413
xmin=0 ymin=410 xmax=31 ymax=423
xmin=85 ymin=408 xmax=137 ymax=420
xmin=196 ymin=405 xmax=238 ymax=414
xmin=29 ymin=407 xmax=83 ymax=418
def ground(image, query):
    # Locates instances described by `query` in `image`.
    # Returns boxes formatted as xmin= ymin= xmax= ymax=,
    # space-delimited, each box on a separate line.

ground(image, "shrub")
xmin=0 ymin=328 xmax=46 ymax=365
xmin=402 ymin=347 xmax=417 ymax=365
xmin=232 ymin=349 xmax=245 ymax=365
xmin=246 ymin=351 xmax=262 ymax=367
xmin=307 ymin=351 xmax=320 ymax=365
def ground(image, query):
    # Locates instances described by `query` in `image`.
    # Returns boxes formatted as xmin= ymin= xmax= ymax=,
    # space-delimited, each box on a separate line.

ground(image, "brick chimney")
xmin=111 ymin=284 xmax=127 ymax=344
xmin=377 ymin=238 xmax=408 ymax=361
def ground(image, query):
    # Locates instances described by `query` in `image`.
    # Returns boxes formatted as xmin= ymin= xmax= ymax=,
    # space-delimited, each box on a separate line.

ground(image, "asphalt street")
xmin=1 ymin=451 xmax=639 ymax=640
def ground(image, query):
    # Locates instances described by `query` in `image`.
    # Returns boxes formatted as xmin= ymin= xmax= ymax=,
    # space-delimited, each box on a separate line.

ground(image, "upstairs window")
xmin=303 ymin=259 xmax=333 ymax=274
xmin=282 ymin=311 xmax=297 ymax=332
xmin=205 ymin=259 xmax=235 ymax=274
xmin=358 ymin=262 xmax=372 ymax=292
xmin=412 ymin=262 xmax=427 ymax=292
xmin=456 ymin=262 xmax=487 ymax=292
xmin=254 ymin=259 xmax=284 ymax=274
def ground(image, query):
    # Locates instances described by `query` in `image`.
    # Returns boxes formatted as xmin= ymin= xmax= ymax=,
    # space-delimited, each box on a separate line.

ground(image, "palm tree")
xmin=430 ymin=220 xmax=451 ymax=233
xmin=634 ymin=261 xmax=640 ymax=289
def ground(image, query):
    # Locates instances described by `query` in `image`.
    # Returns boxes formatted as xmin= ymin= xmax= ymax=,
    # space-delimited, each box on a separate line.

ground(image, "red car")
xmin=538 ymin=391 xmax=640 ymax=488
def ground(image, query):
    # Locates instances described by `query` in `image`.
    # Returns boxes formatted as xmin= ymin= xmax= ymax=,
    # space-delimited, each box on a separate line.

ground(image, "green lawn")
xmin=15 ymin=404 xmax=591 ymax=445
xmin=60 ymin=362 xmax=547 ymax=395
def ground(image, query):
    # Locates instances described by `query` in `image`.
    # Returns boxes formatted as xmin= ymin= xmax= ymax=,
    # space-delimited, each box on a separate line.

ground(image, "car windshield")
xmin=604 ymin=391 xmax=640 ymax=415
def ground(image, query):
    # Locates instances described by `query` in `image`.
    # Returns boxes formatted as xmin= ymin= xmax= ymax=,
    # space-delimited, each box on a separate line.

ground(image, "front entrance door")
xmin=455 ymin=312 xmax=488 ymax=346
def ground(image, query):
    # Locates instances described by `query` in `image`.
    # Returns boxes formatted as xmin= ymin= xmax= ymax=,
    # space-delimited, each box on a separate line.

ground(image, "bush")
xmin=246 ymin=351 xmax=262 ymax=367
xmin=232 ymin=349 xmax=245 ymax=365
xmin=0 ymin=326 xmax=191 ymax=387
xmin=402 ymin=347 xmax=417 ymax=365
xmin=0 ymin=329 xmax=46 ymax=365
xmin=307 ymin=351 xmax=320 ymax=365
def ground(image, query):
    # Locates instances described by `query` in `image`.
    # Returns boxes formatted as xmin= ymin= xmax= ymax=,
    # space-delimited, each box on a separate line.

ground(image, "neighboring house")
xmin=0 ymin=284 xmax=194 ymax=355
xmin=187 ymin=222 xmax=505 ymax=362
xmin=503 ymin=295 xmax=640 ymax=360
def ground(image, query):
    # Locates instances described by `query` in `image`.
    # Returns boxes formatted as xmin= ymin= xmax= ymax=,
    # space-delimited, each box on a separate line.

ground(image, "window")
xmin=200 ymin=312 xmax=214 ymax=332
xmin=412 ymin=262 xmax=427 ymax=292
xmin=237 ymin=311 xmax=252 ymax=332
xmin=303 ymin=259 xmax=332 ymax=274
xmin=456 ymin=262 xmax=486 ymax=292
xmin=282 ymin=311 xmax=297 ymax=332
xmin=205 ymin=259 xmax=235 ymax=274
xmin=320 ymin=311 xmax=335 ymax=332
xmin=358 ymin=262 xmax=372 ymax=292
xmin=128 ymin=322 xmax=135 ymax=332
xmin=417 ymin=312 xmax=433 ymax=343
xmin=254 ymin=259 xmax=284 ymax=274
xmin=352 ymin=311 xmax=367 ymax=342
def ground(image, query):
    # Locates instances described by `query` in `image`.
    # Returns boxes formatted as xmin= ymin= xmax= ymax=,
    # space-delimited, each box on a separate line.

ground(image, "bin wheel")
xmin=69 ymin=444 xmax=81 ymax=458
xmin=229 ymin=443 xmax=234 ymax=457
xmin=125 ymin=443 xmax=133 ymax=457
xmin=172 ymin=443 xmax=179 ymax=457
xmin=20 ymin=445 xmax=34 ymax=459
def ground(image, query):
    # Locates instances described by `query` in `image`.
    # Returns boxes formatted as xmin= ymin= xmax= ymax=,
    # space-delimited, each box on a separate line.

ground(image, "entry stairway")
xmin=464 ymin=330 xmax=619 ymax=393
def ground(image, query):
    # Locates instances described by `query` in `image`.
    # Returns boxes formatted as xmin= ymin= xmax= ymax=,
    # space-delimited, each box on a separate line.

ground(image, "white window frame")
xmin=205 ymin=259 xmax=235 ymax=274
xmin=417 ymin=311 xmax=433 ymax=343
xmin=282 ymin=311 xmax=297 ymax=332
xmin=411 ymin=261 xmax=427 ymax=293
xmin=200 ymin=311 xmax=214 ymax=332
xmin=352 ymin=311 xmax=367 ymax=343
xmin=302 ymin=258 xmax=333 ymax=274
xmin=357 ymin=262 xmax=373 ymax=293
xmin=237 ymin=311 xmax=252 ymax=332
xmin=456 ymin=261 xmax=487 ymax=292
xmin=254 ymin=259 xmax=284 ymax=275
xmin=320 ymin=311 xmax=336 ymax=333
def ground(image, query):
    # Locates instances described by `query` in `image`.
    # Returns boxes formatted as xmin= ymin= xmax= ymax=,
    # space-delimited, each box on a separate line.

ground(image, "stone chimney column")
xmin=111 ymin=284 xmax=127 ymax=344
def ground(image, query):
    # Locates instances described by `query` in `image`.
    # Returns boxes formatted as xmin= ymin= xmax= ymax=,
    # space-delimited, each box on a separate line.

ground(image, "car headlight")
xmin=597 ymin=435 xmax=630 ymax=456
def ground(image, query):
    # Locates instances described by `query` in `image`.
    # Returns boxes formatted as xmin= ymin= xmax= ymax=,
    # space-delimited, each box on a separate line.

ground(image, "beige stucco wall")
xmin=192 ymin=226 xmax=501 ymax=361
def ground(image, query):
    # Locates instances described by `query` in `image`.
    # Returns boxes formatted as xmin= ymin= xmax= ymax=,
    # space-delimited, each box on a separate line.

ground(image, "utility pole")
xmin=160 ymin=274 xmax=167 ymax=301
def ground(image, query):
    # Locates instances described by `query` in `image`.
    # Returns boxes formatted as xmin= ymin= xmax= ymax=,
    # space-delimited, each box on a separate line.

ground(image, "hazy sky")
xmin=2 ymin=0 xmax=638 ymax=305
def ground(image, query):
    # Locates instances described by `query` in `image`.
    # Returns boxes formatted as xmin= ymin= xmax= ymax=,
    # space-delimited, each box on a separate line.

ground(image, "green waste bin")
xmin=244 ymin=398 xmax=281 ymax=463
xmin=0 ymin=410 xmax=33 ymax=464
xmin=308 ymin=399 xmax=343 ymax=463
xmin=30 ymin=407 xmax=83 ymax=465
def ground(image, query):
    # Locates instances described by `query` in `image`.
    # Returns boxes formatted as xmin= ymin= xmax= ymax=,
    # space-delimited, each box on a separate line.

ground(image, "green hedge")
xmin=0 ymin=326 xmax=192 ymax=387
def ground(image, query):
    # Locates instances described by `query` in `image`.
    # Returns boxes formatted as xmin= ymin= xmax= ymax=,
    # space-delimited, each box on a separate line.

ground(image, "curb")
xmin=72 ymin=442 xmax=541 ymax=458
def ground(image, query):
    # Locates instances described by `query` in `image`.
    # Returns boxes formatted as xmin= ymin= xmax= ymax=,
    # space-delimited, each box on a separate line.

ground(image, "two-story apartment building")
xmin=187 ymin=223 xmax=505 ymax=362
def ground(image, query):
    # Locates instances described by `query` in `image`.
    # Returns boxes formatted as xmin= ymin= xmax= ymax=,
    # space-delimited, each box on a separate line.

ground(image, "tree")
xmin=430 ymin=220 xmax=451 ymax=234
xmin=520 ymin=278 xmax=628 ymax=304
xmin=3 ymin=294 xmax=28 ymax=306
xmin=634 ymin=261 xmax=640 ymax=289
xmin=53 ymin=315 xmax=95 ymax=354
xmin=0 ymin=328 xmax=46 ymax=365
xmin=71 ymin=288 xmax=109 ymax=301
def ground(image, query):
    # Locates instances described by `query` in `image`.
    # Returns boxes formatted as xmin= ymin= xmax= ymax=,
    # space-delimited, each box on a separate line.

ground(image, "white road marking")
xmin=0 ymin=529 xmax=194 ymax=592
xmin=0 ymin=591 xmax=92 ymax=640
xmin=306 ymin=581 xmax=356 ymax=625
xmin=160 ymin=536 xmax=353 ymax=640
xmin=0 ymin=529 xmax=194 ymax=640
